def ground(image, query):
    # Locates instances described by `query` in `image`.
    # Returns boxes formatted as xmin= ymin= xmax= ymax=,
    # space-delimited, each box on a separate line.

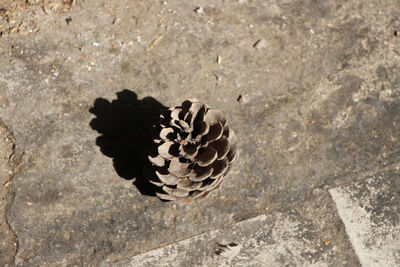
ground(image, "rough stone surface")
xmin=329 ymin=171 xmax=400 ymax=266
xmin=0 ymin=122 xmax=17 ymax=266
xmin=103 ymin=193 xmax=359 ymax=266
xmin=0 ymin=0 xmax=399 ymax=265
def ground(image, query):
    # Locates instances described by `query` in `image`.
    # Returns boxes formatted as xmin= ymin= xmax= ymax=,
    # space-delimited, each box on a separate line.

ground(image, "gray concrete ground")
xmin=0 ymin=0 xmax=399 ymax=266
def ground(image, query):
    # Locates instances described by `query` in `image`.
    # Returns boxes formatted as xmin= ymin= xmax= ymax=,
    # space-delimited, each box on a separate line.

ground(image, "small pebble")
xmin=237 ymin=94 xmax=250 ymax=104
xmin=65 ymin=17 xmax=72 ymax=25
xmin=92 ymin=42 xmax=100 ymax=47
xmin=253 ymin=39 xmax=266 ymax=50
xmin=217 ymin=54 xmax=222 ymax=64
xmin=194 ymin=7 xmax=205 ymax=15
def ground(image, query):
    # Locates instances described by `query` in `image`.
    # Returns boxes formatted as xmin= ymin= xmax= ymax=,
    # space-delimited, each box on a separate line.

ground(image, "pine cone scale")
xmin=209 ymin=136 xmax=230 ymax=159
xmin=190 ymin=164 xmax=213 ymax=181
xmin=157 ymin=141 xmax=176 ymax=159
xmin=180 ymin=143 xmax=198 ymax=159
xmin=159 ymin=128 xmax=174 ymax=141
xmin=155 ymin=171 xmax=179 ymax=185
xmin=192 ymin=121 xmax=209 ymax=139
xmin=195 ymin=147 xmax=218 ymax=167
xmin=177 ymin=179 xmax=202 ymax=190
xmin=204 ymin=109 xmax=227 ymax=126
xmin=162 ymin=186 xmax=189 ymax=197
xmin=148 ymin=154 xmax=165 ymax=167
xmin=203 ymin=123 xmax=223 ymax=144
xmin=211 ymin=158 xmax=229 ymax=177
xmin=170 ymin=108 xmax=182 ymax=121
xmin=168 ymin=158 xmax=191 ymax=177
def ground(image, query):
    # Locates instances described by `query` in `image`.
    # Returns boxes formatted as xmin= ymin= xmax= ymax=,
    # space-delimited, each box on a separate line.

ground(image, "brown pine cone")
xmin=144 ymin=99 xmax=239 ymax=201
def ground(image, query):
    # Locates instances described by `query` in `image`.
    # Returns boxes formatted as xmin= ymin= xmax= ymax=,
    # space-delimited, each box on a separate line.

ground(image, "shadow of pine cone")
xmin=89 ymin=89 xmax=168 ymax=197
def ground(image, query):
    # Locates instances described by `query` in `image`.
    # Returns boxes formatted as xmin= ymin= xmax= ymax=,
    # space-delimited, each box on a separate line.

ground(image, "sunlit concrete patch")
xmin=329 ymin=171 xmax=400 ymax=267
xmin=102 ymin=211 xmax=338 ymax=267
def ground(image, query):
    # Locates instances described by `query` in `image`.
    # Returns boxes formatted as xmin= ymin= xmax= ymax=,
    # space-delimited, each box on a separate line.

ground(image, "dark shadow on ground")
xmin=89 ymin=90 xmax=168 ymax=196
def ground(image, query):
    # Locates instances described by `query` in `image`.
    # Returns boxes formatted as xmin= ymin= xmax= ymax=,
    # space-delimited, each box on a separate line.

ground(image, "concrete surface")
xmin=103 ymin=193 xmax=359 ymax=267
xmin=0 ymin=0 xmax=399 ymax=266
xmin=0 ymin=122 xmax=17 ymax=265
xmin=329 ymin=170 xmax=400 ymax=266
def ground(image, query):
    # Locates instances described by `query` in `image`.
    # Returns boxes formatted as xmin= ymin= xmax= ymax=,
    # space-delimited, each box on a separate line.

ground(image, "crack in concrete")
xmin=6 ymin=149 xmax=24 ymax=266
xmin=4 ymin=191 xmax=19 ymax=266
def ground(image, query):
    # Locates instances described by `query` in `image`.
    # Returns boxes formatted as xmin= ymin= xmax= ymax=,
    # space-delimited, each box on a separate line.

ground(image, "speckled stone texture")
xmin=0 ymin=0 xmax=399 ymax=265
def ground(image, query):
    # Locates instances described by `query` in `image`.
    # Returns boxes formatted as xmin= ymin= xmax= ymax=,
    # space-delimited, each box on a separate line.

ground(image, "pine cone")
xmin=145 ymin=99 xmax=239 ymax=201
